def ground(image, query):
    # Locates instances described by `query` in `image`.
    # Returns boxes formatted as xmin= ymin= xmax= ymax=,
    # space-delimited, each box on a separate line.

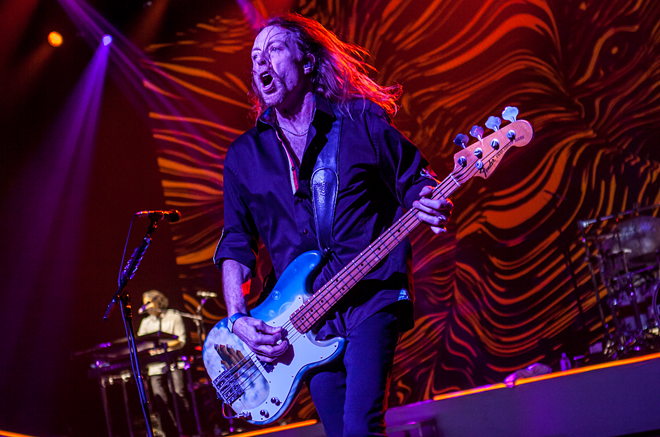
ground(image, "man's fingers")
xmin=251 ymin=340 xmax=289 ymax=362
xmin=419 ymin=185 xmax=434 ymax=197
xmin=241 ymin=317 xmax=283 ymax=336
xmin=430 ymin=225 xmax=447 ymax=235
xmin=247 ymin=319 xmax=284 ymax=345
xmin=414 ymin=185 xmax=453 ymax=234
xmin=416 ymin=197 xmax=453 ymax=211
xmin=416 ymin=209 xmax=448 ymax=227
xmin=231 ymin=316 xmax=290 ymax=360
xmin=415 ymin=201 xmax=448 ymax=219
xmin=254 ymin=319 xmax=283 ymax=335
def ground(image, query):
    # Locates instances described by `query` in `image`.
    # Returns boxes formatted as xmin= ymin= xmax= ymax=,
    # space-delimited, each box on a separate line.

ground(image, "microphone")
xmin=578 ymin=220 xmax=591 ymax=229
xmin=138 ymin=304 xmax=162 ymax=315
xmin=135 ymin=209 xmax=181 ymax=223
xmin=197 ymin=291 xmax=218 ymax=299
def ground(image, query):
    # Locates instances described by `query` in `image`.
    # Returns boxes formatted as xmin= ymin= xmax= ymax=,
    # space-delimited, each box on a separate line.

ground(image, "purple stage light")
xmin=0 ymin=28 xmax=111 ymax=430
xmin=102 ymin=34 xmax=112 ymax=45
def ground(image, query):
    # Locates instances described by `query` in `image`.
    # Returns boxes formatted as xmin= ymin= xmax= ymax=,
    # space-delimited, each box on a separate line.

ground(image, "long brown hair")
xmin=250 ymin=13 xmax=402 ymax=118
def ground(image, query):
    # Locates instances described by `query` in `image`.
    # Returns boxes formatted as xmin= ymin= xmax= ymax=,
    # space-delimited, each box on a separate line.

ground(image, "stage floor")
xmin=385 ymin=352 xmax=660 ymax=437
xmin=229 ymin=352 xmax=660 ymax=437
xmin=4 ymin=353 xmax=658 ymax=437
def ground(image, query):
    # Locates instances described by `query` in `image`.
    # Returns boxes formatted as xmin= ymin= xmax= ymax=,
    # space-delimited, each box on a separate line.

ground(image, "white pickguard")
xmin=203 ymin=295 xmax=342 ymax=423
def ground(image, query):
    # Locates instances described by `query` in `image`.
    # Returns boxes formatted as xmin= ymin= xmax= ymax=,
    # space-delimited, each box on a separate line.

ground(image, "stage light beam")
xmin=102 ymin=34 xmax=112 ymax=46
xmin=48 ymin=31 xmax=63 ymax=47
xmin=0 ymin=33 xmax=111 ymax=430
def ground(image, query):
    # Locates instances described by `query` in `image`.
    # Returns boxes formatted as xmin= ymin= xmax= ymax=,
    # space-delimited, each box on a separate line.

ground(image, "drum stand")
xmin=168 ymin=310 xmax=206 ymax=436
xmin=579 ymin=203 xmax=660 ymax=359
xmin=598 ymin=238 xmax=645 ymax=354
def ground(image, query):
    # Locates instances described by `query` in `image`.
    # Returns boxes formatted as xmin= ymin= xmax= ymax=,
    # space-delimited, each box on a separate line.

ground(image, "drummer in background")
xmin=137 ymin=289 xmax=190 ymax=437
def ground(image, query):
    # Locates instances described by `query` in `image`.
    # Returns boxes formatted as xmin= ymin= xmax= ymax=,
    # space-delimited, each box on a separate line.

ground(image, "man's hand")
xmin=231 ymin=316 xmax=288 ymax=363
xmin=413 ymin=185 xmax=454 ymax=234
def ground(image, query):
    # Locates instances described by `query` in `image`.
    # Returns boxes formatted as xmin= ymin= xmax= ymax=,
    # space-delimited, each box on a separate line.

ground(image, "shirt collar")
xmin=256 ymin=94 xmax=336 ymax=133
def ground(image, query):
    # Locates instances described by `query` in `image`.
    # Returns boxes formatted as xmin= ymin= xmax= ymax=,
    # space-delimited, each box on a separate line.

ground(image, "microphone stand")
xmin=194 ymin=297 xmax=210 ymax=346
xmin=545 ymin=191 xmax=588 ymax=357
xmin=169 ymin=309 xmax=204 ymax=323
xmin=103 ymin=217 xmax=161 ymax=437
xmin=169 ymin=309 xmax=205 ymax=345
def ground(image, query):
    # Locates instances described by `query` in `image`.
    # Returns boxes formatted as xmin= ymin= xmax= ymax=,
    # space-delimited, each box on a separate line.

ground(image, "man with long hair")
xmin=213 ymin=13 xmax=453 ymax=436
xmin=137 ymin=290 xmax=189 ymax=436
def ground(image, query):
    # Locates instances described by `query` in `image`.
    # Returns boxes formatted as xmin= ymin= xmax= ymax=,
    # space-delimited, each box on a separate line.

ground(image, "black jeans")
xmin=150 ymin=368 xmax=190 ymax=436
xmin=308 ymin=307 xmax=401 ymax=437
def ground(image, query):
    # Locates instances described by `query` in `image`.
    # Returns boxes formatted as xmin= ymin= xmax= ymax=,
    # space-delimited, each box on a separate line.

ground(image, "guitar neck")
xmin=289 ymin=175 xmax=460 ymax=333
xmin=288 ymin=118 xmax=533 ymax=333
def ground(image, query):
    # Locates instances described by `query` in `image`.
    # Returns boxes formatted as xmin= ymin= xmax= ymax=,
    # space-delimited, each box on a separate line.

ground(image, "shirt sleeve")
xmin=213 ymin=147 xmax=260 ymax=275
xmin=367 ymin=110 xmax=436 ymax=210
xmin=137 ymin=318 xmax=148 ymax=336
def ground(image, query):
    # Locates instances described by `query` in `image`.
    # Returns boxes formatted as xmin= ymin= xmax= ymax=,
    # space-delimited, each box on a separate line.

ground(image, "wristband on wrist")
xmin=227 ymin=312 xmax=248 ymax=333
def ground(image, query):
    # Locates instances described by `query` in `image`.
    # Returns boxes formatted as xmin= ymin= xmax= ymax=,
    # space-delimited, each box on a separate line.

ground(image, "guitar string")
xmin=221 ymin=192 xmax=448 ymax=393
xmin=224 ymin=178 xmax=465 ymax=395
xmin=220 ymin=170 xmax=467 ymax=394
xmin=292 ymin=171 xmax=464 ymax=327
xmin=286 ymin=148 xmax=490 ymax=333
xmin=219 ymin=132 xmax=503 ymax=399
xmin=224 ymin=131 xmax=519 ymax=393
xmin=289 ymin=159 xmax=480 ymax=331
xmin=218 ymin=163 xmax=478 ymax=397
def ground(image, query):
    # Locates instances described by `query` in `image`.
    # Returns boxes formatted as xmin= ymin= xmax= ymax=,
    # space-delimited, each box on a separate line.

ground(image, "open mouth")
xmin=260 ymin=72 xmax=274 ymax=89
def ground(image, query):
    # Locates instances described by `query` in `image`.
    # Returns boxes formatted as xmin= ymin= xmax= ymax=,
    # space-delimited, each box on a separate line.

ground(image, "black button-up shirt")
xmin=215 ymin=95 xmax=434 ymax=338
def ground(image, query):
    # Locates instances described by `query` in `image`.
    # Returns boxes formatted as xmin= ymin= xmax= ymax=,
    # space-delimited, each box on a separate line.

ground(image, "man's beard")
xmin=260 ymin=77 xmax=286 ymax=108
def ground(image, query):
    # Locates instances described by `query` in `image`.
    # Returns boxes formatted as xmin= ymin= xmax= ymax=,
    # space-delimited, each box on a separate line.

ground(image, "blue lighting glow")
xmin=102 ymin=34 xmax=112 ymax=46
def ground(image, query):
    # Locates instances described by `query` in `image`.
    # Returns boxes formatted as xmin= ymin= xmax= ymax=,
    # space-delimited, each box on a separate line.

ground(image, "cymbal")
xmin=602 ymin=216 xmax=660 ymax=263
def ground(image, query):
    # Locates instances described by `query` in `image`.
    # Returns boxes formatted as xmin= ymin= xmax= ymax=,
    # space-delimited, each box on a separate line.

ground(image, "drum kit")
xmin=581 ymin=210 xmax=660 ymax=359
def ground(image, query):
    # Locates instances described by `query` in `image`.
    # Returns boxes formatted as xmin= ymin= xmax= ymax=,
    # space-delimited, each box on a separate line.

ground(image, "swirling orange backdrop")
xmin=138 ymin=0 xmax=660 ymax=422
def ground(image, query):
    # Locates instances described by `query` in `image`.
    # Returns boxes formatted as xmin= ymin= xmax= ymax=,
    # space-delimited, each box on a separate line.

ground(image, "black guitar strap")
xmin=311 ymin=113 xmax=342 ymax=258
xmin=216 ymin=110 xmax=341 ymax=305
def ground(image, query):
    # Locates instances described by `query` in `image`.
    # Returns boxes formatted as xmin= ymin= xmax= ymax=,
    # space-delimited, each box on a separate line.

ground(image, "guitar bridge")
xmin=213 ymin=371 xmax=245 ymax=404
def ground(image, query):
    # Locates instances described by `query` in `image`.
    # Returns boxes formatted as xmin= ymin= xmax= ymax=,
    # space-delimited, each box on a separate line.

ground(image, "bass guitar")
xmin=203 ymin=107 xmax=534 ymax=424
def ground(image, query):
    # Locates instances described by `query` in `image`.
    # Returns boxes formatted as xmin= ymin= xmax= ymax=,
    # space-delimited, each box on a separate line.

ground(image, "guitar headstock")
xmin=451 ymin=107 xmax=534 ymax=181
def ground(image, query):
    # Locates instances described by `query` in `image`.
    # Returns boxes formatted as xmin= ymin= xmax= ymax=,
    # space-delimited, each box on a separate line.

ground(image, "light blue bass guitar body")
xmin=203 ymin=250 xmax=345 ymax=425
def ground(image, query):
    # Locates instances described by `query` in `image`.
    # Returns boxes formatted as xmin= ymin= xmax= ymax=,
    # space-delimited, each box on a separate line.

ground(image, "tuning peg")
xmin=453 ymin=133 xmax=469 ymax=149
xmin=502 ymin=106 xmax=519 ymax=123
xmin=469 ymin=125 xmax=484 ymax=140
xmin=485 ymin=116 xmax=501 ymax=131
